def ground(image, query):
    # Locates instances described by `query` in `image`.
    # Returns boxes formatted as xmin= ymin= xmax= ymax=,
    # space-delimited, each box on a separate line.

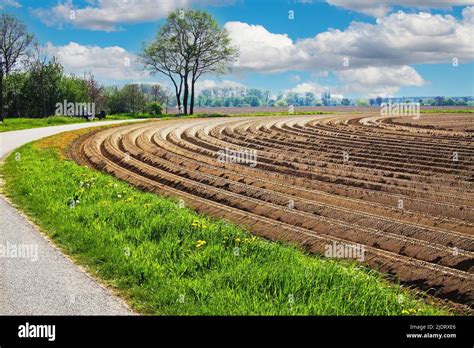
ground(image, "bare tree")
xmin=84 ymin=72 xmax=105 ymax=111
xmin=0 ymin=12 xmax=34 ymax=122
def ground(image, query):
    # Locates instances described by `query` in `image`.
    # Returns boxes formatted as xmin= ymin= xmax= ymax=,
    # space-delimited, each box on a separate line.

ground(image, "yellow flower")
xmin=196 ymin=240 xmax=207 ymax=248
xmin=401 ymin=309 xmax=410 ymax=315
xmin=191 ymin=220 xmax=208 ymax=229
xmin=235 ymin=238 xmax=241 ymax=243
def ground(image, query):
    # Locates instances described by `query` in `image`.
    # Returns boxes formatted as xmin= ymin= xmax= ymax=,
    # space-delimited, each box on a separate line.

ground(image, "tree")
xmin=141 ymin=10 xmax=237 ymax=115
xmin=0 ymin=12 xmax=34 ymax=121
xmin=105 ymin=86 xmax=127 ymax=114
xmin=16 ymin=44 xmax=66 ymax=118
xmin=85 ymin=73 xmax=105 ymax=112
xmin=149 ymin=84 xmax=168 ymax=105
xmin=122 ymin=84 xmax=146 ymax=115
xmin=140 ymin=18 xmax=186 ymax=113
xmin=27 ymin=45 xmax=64 ymax=117
xmin=145 ymin=101 xmax=162 ymax=115
xmin=355 ymin=98 xmax=369 ymax=106
xmin=341 ymin=98 xmax=351 ymax=106
xmin=3 ymin=72 xmax=26 ymax=117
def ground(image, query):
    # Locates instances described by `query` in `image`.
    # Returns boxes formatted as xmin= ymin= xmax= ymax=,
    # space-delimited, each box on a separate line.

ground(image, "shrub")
xmin=146 ymin=102 xmax=163 ymax=115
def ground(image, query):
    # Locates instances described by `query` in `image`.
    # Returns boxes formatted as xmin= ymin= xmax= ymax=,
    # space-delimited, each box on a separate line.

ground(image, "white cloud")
xmin=286 ymin=82 xmax=327 ymax=96
xmin=194 ymin=79 xmax=246 ymax=94
xmin=324 ymin=0 xmax=474 ymax=17
xmin=227 ymin=10 xmax=474 ymax=73
xmin=45 ymin=42 xmax=146 ymax=81
xmin=225 ymin=22 xmax=308 ymax=73
xmin=0 ymin=0 xmax=21 ymax=9
xmin=226 ymin=9 xmax=473 ymax=95
xmin=33 ymin=0 xmax=234 ymax=31
xmin=337 ymin=66 xmax=425 ymax=97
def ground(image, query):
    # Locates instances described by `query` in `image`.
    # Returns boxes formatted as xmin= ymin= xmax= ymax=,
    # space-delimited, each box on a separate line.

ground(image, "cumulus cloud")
xmin=226 ymin=9 xmax=473 ymax=94
xmin=286 ymin=67 xmax=425 ymax=98
xmin=0 ymin=0 xmax=21 ymax=9
xmin=324 ymin=0 xmax=474 ymax=17
xmin=337 ymin=66 xmax=425 ymax=97
xmin=225 ymin=22 xmax=308 ymax=73
xmin=227 ymin=10 xmax=474 ymax=73
xmin=33 ymin=0 xmax=234 ymax=31
xmin=45 ymin=42 xmax=146 ymax=81
xmin=194 ymin=79 xmax=246 ymax=94
xmin=286 ymin=82 xmax=327 ymax=95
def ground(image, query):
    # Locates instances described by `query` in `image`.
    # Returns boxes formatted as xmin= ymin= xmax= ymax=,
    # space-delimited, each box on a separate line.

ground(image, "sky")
xmin=1 ymin=0 xmax=474 ymax=98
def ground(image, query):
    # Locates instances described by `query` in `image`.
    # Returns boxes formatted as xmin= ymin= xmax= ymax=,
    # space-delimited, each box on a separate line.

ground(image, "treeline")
xmin=1 ymin=12 xmax=168 ymax=119
xmin=195 ymin=87 xmax=325 ymax=107
xmin=5 ymin=56 xmax=98 ymax=118
xmin=104 ymin=84 xmax=168 ymax=115
xmin=195 ymin=88 xmax=270 ymax=107
xmin=194 ymin=87 xmax=351 ymax=107
xmin=195 ymin=85 xmax=473 ymax=108
xmin=4 ymin=61 xmax=169 ymax=118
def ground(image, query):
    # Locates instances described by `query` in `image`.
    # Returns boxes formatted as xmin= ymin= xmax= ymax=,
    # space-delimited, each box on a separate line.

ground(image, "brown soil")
xmin=70 ymin=114 xmax=474 ymax=307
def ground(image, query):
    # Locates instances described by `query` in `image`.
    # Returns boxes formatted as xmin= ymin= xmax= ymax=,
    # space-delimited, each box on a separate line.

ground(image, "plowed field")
xmin=70 ymin=113 xmax=474 ymax=306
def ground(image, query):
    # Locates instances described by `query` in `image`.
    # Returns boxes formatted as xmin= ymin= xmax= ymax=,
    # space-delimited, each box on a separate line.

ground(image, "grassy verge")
xmin=0 ymin=129 xmax=450 ymax=315
xmin=0 ymin=114 xmax=158 ymax=133
xmin=0 ymin=111 xmax=333 ymax=132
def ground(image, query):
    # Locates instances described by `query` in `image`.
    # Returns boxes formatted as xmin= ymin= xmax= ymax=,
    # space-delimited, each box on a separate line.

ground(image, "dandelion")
xmin=191 ymin=219 xmax=208 ymax=229
xmin=196 ymin=240 xmax=207 ymax=248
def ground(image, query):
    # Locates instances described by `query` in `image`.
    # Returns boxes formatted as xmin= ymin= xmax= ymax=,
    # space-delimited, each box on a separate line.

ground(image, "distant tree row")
xmin=194 ymin=87 xmax=354 ymax=107
xmin=105 ymin=83 xmax=169 ymax=115
xmin=367 ymin=96 xmax=471 ymax=107
xmin=1 ymin=12 xmax=169 ymax=119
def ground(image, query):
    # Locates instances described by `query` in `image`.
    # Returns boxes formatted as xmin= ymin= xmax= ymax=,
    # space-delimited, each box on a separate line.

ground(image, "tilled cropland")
xmin=71 ymin=113 xmax=474 ymax=307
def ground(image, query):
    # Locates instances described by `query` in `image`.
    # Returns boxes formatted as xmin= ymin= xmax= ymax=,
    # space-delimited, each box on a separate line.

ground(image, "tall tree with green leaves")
xmin=0 ymin=12 xmax=34 ymax=121
xmin=141 ymin=9 xmax=237 ymax=115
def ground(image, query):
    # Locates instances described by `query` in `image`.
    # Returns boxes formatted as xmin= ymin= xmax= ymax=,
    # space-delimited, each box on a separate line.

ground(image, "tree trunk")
xmin=190 ymin=78 xmax=196 ymax=115
xmin=0 ymin=72 xmax=3 ymax=122
xmin=183 ymin=71 xmax=189 ymax=115
xmin=175 ymin=83 xmax=182 ymax=113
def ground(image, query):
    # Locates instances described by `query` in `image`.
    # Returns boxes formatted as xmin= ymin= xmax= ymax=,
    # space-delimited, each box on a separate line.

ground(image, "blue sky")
xmin=3 ymin=0 xmax=474 ymax=98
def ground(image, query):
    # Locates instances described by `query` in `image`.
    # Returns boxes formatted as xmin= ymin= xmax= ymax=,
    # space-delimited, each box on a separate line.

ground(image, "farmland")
xmin=70 ymin=111 xmax=474 ymax=307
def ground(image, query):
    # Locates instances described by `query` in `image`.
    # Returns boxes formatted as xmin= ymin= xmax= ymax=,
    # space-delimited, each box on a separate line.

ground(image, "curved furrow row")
xmin=70 ymin=115 xmax=474 ymax=306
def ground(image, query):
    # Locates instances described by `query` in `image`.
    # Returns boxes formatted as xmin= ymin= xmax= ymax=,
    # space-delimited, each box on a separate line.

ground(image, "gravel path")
xmin=0 ymin=119 xmax=147 ymax=315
